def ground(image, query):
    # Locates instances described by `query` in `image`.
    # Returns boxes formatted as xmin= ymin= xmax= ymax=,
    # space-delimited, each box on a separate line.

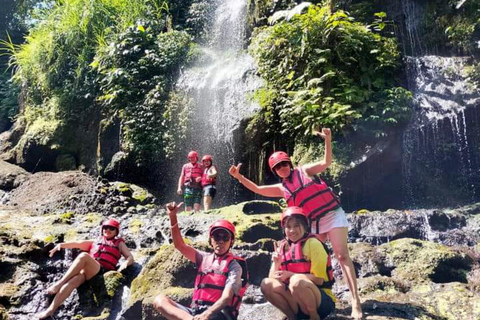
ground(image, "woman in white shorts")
xmin=229 ymin=128 xmax=362 ymax=320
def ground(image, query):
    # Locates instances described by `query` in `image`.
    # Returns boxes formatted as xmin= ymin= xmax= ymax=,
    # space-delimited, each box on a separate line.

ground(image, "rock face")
xmin=0 ymin=164 xmax=479 ymax=320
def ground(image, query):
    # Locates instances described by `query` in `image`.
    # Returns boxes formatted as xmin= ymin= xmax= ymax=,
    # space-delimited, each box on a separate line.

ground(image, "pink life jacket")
xmin=89 ymin=236 xmax=123 ymax=271
xmin=282 ymin=168 xmax=340 ymax=222
xmin=201 ymin=165 xmax=217 ymax=187
xmin=183 ymin=163 xmax=203 ymax=188
xmin=192 ymin=253 xmax=249 ymax=318
xmin=279 ymin=234 xmax=335 ymax=289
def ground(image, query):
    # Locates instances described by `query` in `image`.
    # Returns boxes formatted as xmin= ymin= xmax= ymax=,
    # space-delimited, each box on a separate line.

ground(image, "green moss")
xmin=129 ymin=219 xmax=143 ymax=234
xmin=59 ymin=211 xmax=75 ymax=224
xmin=44 ymin=233 xmax=58 ymax=243
xmin=383 ymin=238 xmax=471 ymax=283
xmin=84 ymin=212 xmax=103 ymax=225
xmin=103 ymin=271 xmax=124 ymax=298
xmin=132 ymin=189 xmax=147 ymax=203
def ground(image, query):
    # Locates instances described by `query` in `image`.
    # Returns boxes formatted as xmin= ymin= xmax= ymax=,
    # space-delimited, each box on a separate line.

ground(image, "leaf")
xmin=138 ymin=25 xmax=145 ymax=32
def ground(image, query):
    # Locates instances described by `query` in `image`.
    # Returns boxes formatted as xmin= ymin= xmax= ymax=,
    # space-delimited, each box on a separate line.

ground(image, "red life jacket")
xmin=282 ymin=168 xmax=340 ymax=222
xmin=201 ymin=165 xmax=217 ymax=187
xmin=192 ymin=253 xmax=249 ymax=318
xmin=89 ymin=236 xmax=123 ymax=271
xmin=183 ymin=163 xmax=203 ymax=188
xmin=278 ymin=234 xmax=335 ymax=289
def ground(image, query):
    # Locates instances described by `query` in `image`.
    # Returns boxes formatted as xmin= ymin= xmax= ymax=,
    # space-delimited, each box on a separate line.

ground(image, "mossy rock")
xmin=103 ymin=271 xmax=124 ymax=298
xmin=0 ymin=305 xmax=8 ymax=320
xmin=114 ymin=182 xmax=133 ymax=197
xmin=382 ymin=238 xmax=473 ymax=283
xmin=408 ymin=282 xmax=480 ymax=320
xmin=129 ymin=245 xmax=196 ymax=304
xmin=208 ymin=201 xmax=282 ymax=243
xmin=358 ymin=275 xmax=409 ymax=296
xmin=0 ymin=283 xmax=19 ymax=301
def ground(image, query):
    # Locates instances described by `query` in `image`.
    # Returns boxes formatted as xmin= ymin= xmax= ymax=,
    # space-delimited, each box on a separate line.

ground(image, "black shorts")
xmin=174 ymin=302 xmax=235 ymax=320
xmin=297 ymin=289 xmax=335 ymax=319
xmin=203 ymin=185 xmax=217 ymax=199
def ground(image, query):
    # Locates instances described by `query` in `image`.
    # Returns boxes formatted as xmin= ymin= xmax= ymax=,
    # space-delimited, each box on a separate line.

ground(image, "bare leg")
xmin=153 ymin=294 xmax=193 ymax=320
xmin=39 ymin=273 xmax=86 ymax=319
xmin=46 ymin=253 xmax=101 ymax=295
xmin=328 ymin=227 xmax=362 ymax=319
xmin=261 ymin=278 xmax=298 ymax=319
xmin=289 ymin=275 xmax=321 ymax=320
xmin=203 ymin=195 xmax=213 ymax=211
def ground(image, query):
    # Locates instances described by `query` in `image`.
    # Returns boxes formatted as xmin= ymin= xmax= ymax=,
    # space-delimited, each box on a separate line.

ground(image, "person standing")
xmin=177 ymin=151 xmax=203 ymax=213
xmin=229 ymin=128 xmax=363 ymax=319
xmin=201 ymin=155 xmax=218 ymax=211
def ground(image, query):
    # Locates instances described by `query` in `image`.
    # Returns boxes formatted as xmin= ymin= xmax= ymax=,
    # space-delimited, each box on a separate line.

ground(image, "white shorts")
xmin=310 ymin=207 xmax=349 ymax=235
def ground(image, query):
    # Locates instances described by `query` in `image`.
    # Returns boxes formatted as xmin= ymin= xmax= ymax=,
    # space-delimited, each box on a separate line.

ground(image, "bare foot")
xmin=38 ymin=308 xmax=54 ymax=319
xmin=46 ymin=281 xmax=62 ymax=295
xmin=351 ymin=298 xmax=363 ymax=319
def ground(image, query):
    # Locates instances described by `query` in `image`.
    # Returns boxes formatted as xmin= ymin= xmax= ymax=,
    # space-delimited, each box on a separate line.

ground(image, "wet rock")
xmin=0 ymin=161 xmax=30 ymax=191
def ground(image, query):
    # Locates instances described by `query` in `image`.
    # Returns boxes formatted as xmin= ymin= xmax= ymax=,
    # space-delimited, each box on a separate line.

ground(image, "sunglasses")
xmin=212 ymin=233 xmax=231 ymax=242
xmin=273 ymin=161 xmax=290 ymax=171
xmin=103 ymin=226 xmax=117 ymax=231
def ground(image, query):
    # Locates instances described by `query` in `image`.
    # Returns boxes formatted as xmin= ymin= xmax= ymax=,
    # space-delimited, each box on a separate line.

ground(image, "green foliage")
xmin=249 ymin=5 xmax=411 ymax=140
xmin=94 ymin=21 xmax=192 ymax=165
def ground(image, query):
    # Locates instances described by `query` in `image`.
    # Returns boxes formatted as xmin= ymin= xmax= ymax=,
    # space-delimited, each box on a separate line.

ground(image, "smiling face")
xmin=102 ymin=226 xmax=118 ymax=239
xmin=210 ymin=229 xmax=232 ymax=256
xmin=283 ymin=216 xmax=306 ymax=243
xmin=273 ymin=161 xmax=292 ymax=179
xmin=202 ymin=160 xmax=212 ymax=167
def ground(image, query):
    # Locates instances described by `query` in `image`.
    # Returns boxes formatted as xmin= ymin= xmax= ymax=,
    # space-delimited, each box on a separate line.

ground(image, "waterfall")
xmin=168 ymin=0 xmax=262 ymax=207
xmin=402 ymin=56 xmax=480 ymax=208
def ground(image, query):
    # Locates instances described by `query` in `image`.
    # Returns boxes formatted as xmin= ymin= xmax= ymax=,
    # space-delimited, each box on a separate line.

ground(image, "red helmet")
xmin=281 ymin=206 xmax=308 ymax=228
xmin=202 ymin=155 xmax=213 ymax=163
xmin=188 ymin=151 xmax=198 ymax=160
xmin=268 ymin=151 xmax=291 ymax=171
xmin=209 ymin=220 xmax=235 ymax=240
xmin=102 ymin=219 xmax=120 ymax=230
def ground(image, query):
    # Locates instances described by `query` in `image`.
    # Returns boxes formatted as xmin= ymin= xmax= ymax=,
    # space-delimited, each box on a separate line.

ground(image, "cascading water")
xmin=168 ymin=0 xmax=262 ymax=206
xmin=402 ymin=57 xmax=480 ymax=208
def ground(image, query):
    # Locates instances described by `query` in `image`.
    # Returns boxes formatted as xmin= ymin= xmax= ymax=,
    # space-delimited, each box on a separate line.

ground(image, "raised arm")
xmin=229 ymin=163 xmax=284 ymax=197
xmin=207 ymin=165 xmax=218 ymax=179
xmin=117 ymin=242 xmax=134 ymax=272
xmin=166 ymin=202 xmax=196 ymax=262
xmin=303 ymin=128 xmax=332 ymax=176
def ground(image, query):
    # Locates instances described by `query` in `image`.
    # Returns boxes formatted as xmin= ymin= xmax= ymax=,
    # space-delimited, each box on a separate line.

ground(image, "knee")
xmin=152 ymin=294 xmax=168 ymax=311
xmin=288 ymin=274 xmax=313 ymax=294
xmin=335 ymin=250 xmax=350 ymax=263
xmin=77 ymin=252 xmax=90 ymax=261
xmin=260 ymin=278 xmax=271 ymax=294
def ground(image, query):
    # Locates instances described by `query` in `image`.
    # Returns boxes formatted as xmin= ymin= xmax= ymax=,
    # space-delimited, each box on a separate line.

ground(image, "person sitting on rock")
xmin=38 ymin=219 xmax=134 ymax=319
xmin=229 ymin=128 xmax=363 ymax=319
xmin=261 ymin=206 xmax=336 ymax=320
xmin=201 ymin=155 xmax=218 ymax=211
xmin=153 ymin=202 xmax=248 ymax=320
xmin=177 ymin=151 xmax=204 ymax=213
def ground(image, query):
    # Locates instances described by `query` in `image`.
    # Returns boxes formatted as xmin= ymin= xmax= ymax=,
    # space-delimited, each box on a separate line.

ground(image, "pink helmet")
xmin=281 ymin=207 xmax=308 ymax=228
xmin=209 ymin=219 xmax=235 ymax=240
xmin=102 ymin=219 xmax=120 ymax=230
xmin=268 ymin=151 xmax=291 ymax=171
xmin=188 ymin=151 xmax=198 ymax=160
xmin=202 ymin=155 xmax=213 ymax=163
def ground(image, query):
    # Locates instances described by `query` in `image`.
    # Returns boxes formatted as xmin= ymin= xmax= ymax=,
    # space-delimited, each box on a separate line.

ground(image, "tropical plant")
xmin=249 ymin=4 xmax=412 ymax=140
